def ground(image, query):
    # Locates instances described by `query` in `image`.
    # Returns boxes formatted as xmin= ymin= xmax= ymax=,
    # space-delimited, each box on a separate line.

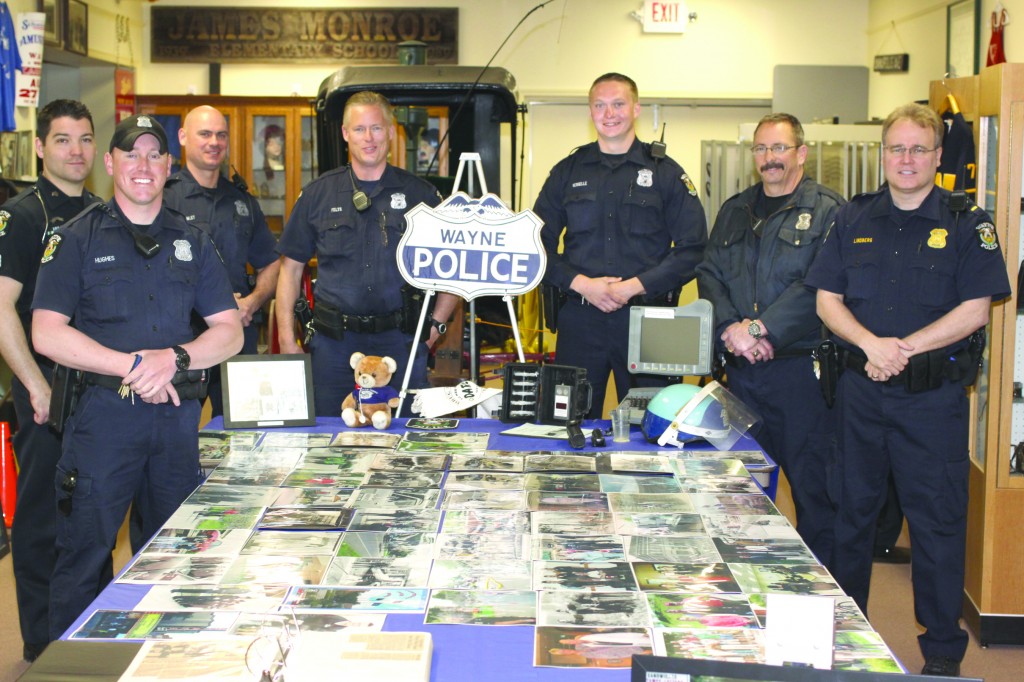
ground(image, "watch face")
xmin=174 ymin=347 xmax=190 ymax=371
xmin=748 ymin=322 xmax=762 ymax=339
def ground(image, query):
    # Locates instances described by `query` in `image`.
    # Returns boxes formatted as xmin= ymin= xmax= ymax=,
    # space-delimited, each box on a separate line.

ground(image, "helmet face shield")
xmin=642 ymin=381 xmax=760 ymax=450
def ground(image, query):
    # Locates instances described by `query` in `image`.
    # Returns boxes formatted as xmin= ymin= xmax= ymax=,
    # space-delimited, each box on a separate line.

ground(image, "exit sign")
xmin=642 ymin=0 xmax=688 ymax=34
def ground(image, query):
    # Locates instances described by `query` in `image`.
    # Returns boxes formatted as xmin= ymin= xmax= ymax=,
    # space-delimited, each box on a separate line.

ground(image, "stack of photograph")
xmin=71 ymin=426 xmax=902 ymax=676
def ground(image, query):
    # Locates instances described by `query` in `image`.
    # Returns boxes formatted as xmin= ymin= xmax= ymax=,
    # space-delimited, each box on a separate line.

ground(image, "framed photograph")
xmin=65 ymin=0 xmax=87 ymax=55
xmin=0 ymin=132 xmax=18 ymax=179
xmin=221 ymin=354 xmax=316 ymax=429
xmin=40 ymin=0 xmax=63 ymax=48
xmin=946 ymin=0 xmax=980 ymax=78
xmin=16 ymin=131 xmax=35 ymax=180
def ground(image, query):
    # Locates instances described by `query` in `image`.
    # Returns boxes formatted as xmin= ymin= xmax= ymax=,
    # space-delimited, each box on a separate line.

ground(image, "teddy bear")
xmin=341 ymin=352 xmax=400 ymax=430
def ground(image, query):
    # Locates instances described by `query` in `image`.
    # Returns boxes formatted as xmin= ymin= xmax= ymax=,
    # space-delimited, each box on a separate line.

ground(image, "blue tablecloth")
xmin=64 ymin=417 xmax=778 ymax=681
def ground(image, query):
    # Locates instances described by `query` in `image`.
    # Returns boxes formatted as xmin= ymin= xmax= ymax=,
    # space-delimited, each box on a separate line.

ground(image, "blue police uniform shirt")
xmin=534 ymin=138 xmax=707 ymax=297
xmin=163 ymin=168 xmax=278 ymax=295
xmin=0 ymin=175 xmax=99 ymax=333
xmin=277 ymin=164 xmax=441 ymax=316
xmin=32 ymin=199 xmax=238 ymax=352
xmin=805 ymin=185 xmax=1010 ymax=346
xmin=696 ymin=176 xmax=844 ymax=351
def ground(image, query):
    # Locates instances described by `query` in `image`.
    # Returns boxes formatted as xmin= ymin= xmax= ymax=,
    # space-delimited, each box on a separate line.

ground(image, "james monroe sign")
xmin=151 ymin=7 xmax=458 ymax=64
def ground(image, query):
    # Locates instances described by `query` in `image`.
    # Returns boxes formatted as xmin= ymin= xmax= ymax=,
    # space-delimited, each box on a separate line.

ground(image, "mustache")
xmin=760 ymin=162 xmax=785 ymax=173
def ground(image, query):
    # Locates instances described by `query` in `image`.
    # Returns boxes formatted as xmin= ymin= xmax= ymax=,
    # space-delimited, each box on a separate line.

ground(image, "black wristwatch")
xmin=429 ymin=318 xmax=447 ymax=335
xmin=172 ymin=345 xmax=191 ymax=371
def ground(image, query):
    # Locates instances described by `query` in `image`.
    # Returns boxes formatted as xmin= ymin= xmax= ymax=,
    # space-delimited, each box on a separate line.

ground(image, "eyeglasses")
xmin=883 ymin=144 xmax=938 ymax=157
xmin=750 ymin=144 xmax=797 ymax=155
xmin=58 ymin=468 xmax=78 ymax=517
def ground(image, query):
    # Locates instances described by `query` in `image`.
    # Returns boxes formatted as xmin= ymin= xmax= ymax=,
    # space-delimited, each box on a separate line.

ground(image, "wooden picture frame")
xmin=65 ymin=0 xmax=87 ymax=56
xmin=946 ymin=0 xmax=980 ymax=78
xmin=0 ymin=132 xmax=18 ymax=179
xmin=221 ymin=354 xmax=316 ymax=429
xmin=40 ymin=0 xmax=64 ymax=49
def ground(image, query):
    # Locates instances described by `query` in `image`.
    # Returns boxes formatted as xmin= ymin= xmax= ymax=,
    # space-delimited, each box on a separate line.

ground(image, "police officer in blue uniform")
xmin=534 ymin=73 xmax=706 ymax=417
xmin=276 ymin=91 xmax=457 ymax=416
xmin=164 ymin=105 xmax=280 ymax=415
xmin=31 ymin=114 xmax=242 ymax=640
xmin=696 ymin=113 xmax=843 ymax=569
xmin=806 ymin=104 xmax=1010 ymax=678
xmin=0 ymin=100 xmax=100 ymax=661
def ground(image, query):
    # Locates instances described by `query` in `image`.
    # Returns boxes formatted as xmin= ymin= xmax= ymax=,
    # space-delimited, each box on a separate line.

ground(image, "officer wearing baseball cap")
xmin=31 ymin=113 xmax=243 ymax=640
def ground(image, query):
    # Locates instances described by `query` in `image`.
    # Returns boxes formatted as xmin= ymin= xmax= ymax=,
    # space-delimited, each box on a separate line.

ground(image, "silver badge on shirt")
xmin=173 ymin=239 xmax=193 ymax=262
xmin=391 ymin=193 xmax=407 ymax=210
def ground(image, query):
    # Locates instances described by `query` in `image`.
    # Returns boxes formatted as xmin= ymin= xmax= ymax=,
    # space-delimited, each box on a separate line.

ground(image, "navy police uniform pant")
xmin=49 ymin=387 xmax=201 ymax=640
xmin=832 ymin=371 xmax=969 ymax=661
xmin=555 ymin=300 xmax=666 ymax=419
xmin=310 ymin=328 xmax=428 ymax=418
xmin=726 ymin=355 xmax=837 ymax=568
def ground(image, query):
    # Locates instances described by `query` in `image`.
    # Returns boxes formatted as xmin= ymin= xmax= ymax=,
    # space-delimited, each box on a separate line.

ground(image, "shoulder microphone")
xmin=349 ymin=167 xmax=371 ymax=211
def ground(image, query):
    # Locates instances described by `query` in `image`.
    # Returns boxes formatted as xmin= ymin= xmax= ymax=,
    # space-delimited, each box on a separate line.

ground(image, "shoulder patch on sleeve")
xmin=976 ymin=222 xmax=999 ymax=250
xmin=0 ymin=209 xmax=10 ymax=237
xmin=40 ymin=233 xmax=62 ymax=264
xmin=680 ymin=173 xmax=697 ymax=196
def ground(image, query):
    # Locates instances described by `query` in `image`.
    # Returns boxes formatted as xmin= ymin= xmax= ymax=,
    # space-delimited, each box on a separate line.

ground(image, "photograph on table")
xmin=689 ymin=493 xmax=781 ymax=517
xmin=631 ymin=562 xmax=741 ymax=593
xmin=537 ymin=590 xmax=649 ymax=628
xmin=524 ymin=472 xmax=602 ymax=493
xmin=348 ymin=486 xmax=441 ymax=510
xmin=654 ymin=627 xmax=765 ymax=663
xmin=370 ymin=453 xmax=449 ymax=471
xmin=524 ymin=453 xmax=597 ymax=472
xmin=281 ymin=467 xmax=367 ymax=489
xmin=606 ymin=452 xmax=675 ymax=474
xmin=203 ymin=466 xmax=291 ymax=487
xmin=729 ymin=563 xmax=844 ymax=596
xmin=336 ymin=530 xmax=436 ymax=560
xmin=442 ymin=489 xmax=527 ymax=511
xmin=676 ymin=475 xmax=763 ymax=494
xmin=534 ymin=626 xmax=653 ymax=669
xmin=241 ymin=530 xmax=341 ymax=556
xmin=117 ymin=555 xmax=235 ymax=584
xmin=299 ymin=448 xmax=377 ymax=470
xmin=119 ymin=639 xmax=253 ymax=682
xmin=183 ymin=484 xmax=280 ymax=508
xmin=424 ymin=589 xmax=536 ymax=625
xmin=283 ymin=586 xmax=429 ymax=612
xmin=330 ymin=431 xmax=402 ymax=448
xmin=322 ymin=557 xmax=432 ymax=588
xmin=434 ymin=532 xmax=531 ymax=561
xmin=613 ymin=512 xmax=705 ymax=537
xmin=525 ymin=490 xmax=609 ymax=512
xmin=272 ymin=487 xmax=355 ymax=507
xmin=532 ymin=534 xmax=626 ymax=562
xmin=439 ymin=509 xmax=530 ymax=534
xmin=712 ymin=537 xmax=817 ymax=564
xmin=257 ymin=506 xmax=354 ymax=530
xmin=646 ymin=592 xmax=759 ymax=629
xmin=532 ymin=560 xmax=638 ymax=592
xmin=428 ymin=559 xmax=533 ymax=591
xmin=448 ymin=451 xmax=526 ymax=472
xmin=701 ymin=515 xmax=802 ymax=541
xmin=624 ymin=535 xmax=721 ymax=564
xmin=598 ymin=473 xmax=683 ymax=494
xmin=531 ymin=510 xmax=616 ymax=535
xmin=348 ymin=509 xmax=443 ymax=533
xmin=443 ymin=471 xmax=525 ymax=491
xmin=608 ymin=492 xmax=694 ymax=514
xmin=220 ymin=554 xmax=329 ymax=585
xmin=363 ymin=471 xmax=443 ymax=489
xmin=139 ymin=528 xmax=250 ymax=557
xmin=134 ymin=584 xmax=290 ymax=613
xmin=71 ymin=610 xmax=239 ymax=641
xmin=228 ymin=612 xmax=385 ymax=636
xmin=262 ymin=431 xmax=334 ymax=448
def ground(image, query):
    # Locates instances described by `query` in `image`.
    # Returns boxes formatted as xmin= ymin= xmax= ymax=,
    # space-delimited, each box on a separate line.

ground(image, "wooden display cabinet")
xmin=929 ymin=63 xmax=1024 ymax=646
xmin=135 ymin=96 xmax=317 ymax=234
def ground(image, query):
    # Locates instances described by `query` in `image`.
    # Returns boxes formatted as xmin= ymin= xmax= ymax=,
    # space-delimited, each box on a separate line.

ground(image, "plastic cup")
xmin=610 ymin=407 xmax=630 ymax=443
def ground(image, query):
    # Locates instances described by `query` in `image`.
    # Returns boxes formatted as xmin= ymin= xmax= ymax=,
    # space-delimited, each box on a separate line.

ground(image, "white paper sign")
xmin=764 ymin=593 xmax=835 ymax=669
xmin=15 ymin=12 xmax=44 ymax=107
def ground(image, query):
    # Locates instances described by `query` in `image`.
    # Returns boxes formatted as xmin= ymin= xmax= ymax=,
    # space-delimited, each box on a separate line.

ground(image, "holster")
xmin=294 ymin=297 xmax=315 ymax=346
xmin=48 ymin=363 xmax=83 ymax=434
xmin=962 ymin=329 xmax=986 ymax=387
xmin=812 ymin=339 xmax=842 ymax=408
xmin=172 ymin=369 xmax=210 ymax=401
xmin=542 ymin=284 xmax=565 ymax=333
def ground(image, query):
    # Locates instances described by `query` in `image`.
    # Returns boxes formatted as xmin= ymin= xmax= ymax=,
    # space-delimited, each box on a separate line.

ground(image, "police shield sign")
xmin=397 ymin=192 xmax=546 ymax=300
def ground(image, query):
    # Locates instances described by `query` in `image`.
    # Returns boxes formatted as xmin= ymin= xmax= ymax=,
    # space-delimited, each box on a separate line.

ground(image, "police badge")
xmin=235 ymin=199 xmax=249 ymax=217
xmin=795 ymin=213 xmax=812 ymax=230
xmin=637 ymin=169 xmax=653 ymax=188
xmin=391 ymin=193 xmax=407 ymax=210
xmin=173 ymin=239 xmax=194 ymax=262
